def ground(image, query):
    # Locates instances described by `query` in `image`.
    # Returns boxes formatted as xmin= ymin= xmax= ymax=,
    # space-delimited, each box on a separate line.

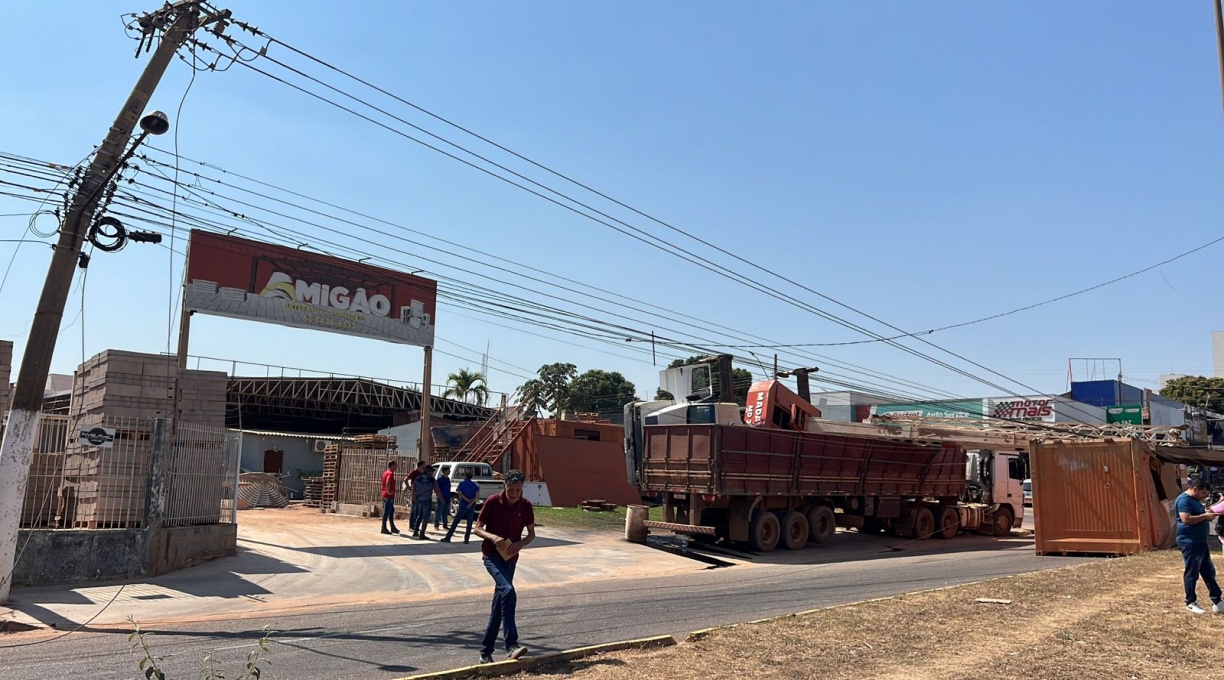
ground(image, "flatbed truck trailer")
xmin=638 ymin=422 xmax=1021 ymax=551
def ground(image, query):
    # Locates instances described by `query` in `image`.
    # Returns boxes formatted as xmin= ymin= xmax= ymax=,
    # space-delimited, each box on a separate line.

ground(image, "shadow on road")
xmin=239 ymin=536 xmax=580 ymax=558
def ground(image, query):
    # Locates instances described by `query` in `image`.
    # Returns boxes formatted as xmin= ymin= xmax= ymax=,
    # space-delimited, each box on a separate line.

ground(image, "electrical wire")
xmin=190 ymin=29 xmax=1116 ymax=422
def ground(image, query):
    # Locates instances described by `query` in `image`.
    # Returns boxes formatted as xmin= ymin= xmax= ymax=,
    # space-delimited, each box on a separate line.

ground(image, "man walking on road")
xmin=380 ymin=460 xmax=400 ymax=535
xmin=434 ymin=465 xmax=453 ymax=530
xmin=474 ymin=469 xmax=535 ymax=664
xmin=442 ymin=470 xmax=479 ymax=544
xmin=1175 ymin=478 xmax=1223 ymax=614
xmin=410 ymin=464 xmax=437 ymax=540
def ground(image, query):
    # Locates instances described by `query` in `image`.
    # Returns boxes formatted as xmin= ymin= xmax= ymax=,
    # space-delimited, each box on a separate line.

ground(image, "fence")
xmin=16 ymin=414 xmax=239 ymax=529
xmin=20 ymin=414 xmax=71 ymax=528
xmin=335 ymin=444 xmax=411 ymax=516
xmin=164 ymin=421 xmax=241 ymax=526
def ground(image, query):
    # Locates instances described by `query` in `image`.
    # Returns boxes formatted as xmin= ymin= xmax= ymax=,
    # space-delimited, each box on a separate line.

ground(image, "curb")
xmin=394 ymin=635 xmax=677 ymax=679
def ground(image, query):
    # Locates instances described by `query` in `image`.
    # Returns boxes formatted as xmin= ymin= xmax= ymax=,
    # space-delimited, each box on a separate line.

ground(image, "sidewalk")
xmin=5 ymin=506 xmax=702 ymax=630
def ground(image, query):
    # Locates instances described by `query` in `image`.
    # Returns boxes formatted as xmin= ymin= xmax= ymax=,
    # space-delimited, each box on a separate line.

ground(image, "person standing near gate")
xmin=442 ymin=469 xmax=479 ymax=544
xmin=379 ymin=460 xmax=400 ymax=535
xmin=410 ymin=465 xmax=437 ymax=540
xmin=1175 ymin=478 xmax=1223 ymax=614
xmin=473 ymin=469 xmax=534 ymax=664
xmin=434 ymin=465 xmax=453 ymax=531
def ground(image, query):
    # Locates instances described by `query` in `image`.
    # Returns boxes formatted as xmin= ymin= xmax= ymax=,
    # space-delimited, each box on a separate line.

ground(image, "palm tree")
xmin=443 ymin=368 xmax=489 ymax=405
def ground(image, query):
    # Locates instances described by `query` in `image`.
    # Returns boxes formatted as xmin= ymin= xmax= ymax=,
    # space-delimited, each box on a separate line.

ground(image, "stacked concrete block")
xmin=62 ymin=350 xmax=230 ymax=528
xmin=69 ymin=350 xmax=228 ymax=427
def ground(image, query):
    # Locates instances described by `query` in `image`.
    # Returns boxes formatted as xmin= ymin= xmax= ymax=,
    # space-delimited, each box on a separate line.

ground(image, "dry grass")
xmin=516 ymin=550 xmax=1215 ymax=680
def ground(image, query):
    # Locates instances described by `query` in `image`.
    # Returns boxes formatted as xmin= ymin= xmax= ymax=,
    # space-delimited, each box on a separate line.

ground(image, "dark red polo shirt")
xmin=477 ymin=492 xmax=535 ymax=563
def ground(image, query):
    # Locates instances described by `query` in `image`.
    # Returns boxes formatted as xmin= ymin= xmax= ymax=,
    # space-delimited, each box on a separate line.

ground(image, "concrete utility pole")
xmin=0 ymin=3 xmax=205 ymax=602
xmin=1214 ymin=0 xmax=1224 ymax=119
xmin=420 ymin=347 xmax=433 ymax=464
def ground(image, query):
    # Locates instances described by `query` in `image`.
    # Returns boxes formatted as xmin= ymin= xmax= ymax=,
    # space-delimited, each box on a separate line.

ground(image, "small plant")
xmin=128 ymin=617 xmax=274 ymax=680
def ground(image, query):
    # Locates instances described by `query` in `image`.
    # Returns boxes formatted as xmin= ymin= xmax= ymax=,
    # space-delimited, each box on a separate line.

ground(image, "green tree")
xmin=569 ymin=369 xmax=638 ymax=414
xmin=443 ymin=368 xmax=489 ymax=405
xmin=516 ymin=379 xmax=546 ymax=415
xmin=662 ymin=356 xmax=755 ymax=405
xmin=536 ymin=362 xmax=578 ymax=413
xmin=1160 ymin=376 xmax=1224 ymax=412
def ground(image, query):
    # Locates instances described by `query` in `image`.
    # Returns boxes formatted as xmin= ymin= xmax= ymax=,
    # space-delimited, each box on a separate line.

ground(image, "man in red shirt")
xmin=380 ymin=461 xmax=400 ymax=535
xmin=473 ymin=469 xmax=534 ymax=664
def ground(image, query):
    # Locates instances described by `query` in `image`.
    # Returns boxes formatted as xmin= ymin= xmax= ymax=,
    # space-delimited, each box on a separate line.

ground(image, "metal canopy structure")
xmin=226 ymin=376 xmax=494 ymax=434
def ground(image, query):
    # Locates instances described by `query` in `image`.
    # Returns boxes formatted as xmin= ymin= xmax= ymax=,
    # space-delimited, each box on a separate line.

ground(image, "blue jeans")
xmin=445 ymin=503 xmax=476 ymax=542
xmin=481 ymin=554 xmax=518 ymax=655
xmin=1178 ymin=539 xmax=1222 ymax=605
xmin=380 ymin=497 xmax=397 ymax=530
xmin=410 ymin=499 xmax=431 ymax=532
xmin=434 ymin=497 xmax=451 ymax=528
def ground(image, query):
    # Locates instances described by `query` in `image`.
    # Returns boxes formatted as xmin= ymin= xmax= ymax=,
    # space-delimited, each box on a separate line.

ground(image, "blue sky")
xmin=2 ymin=1 xmax=1222 ymax=406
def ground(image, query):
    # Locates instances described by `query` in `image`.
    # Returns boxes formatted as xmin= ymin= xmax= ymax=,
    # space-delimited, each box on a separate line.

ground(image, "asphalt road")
xmin=1 ymin=531 xmax=1085 ymax=680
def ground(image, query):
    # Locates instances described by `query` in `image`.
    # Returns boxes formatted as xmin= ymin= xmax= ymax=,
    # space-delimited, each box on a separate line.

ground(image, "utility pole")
xmin=420 ymin=346 xmax=433 ymax=464
xmin=1214 ymin=0 xmax=1224 ymax=119
xmin=0 ymin=3 xmax=209 ymax=602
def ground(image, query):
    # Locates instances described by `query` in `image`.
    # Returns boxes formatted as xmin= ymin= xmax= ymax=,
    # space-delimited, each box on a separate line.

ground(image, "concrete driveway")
xmin=7 ymin=505 xmax=703 ymax=628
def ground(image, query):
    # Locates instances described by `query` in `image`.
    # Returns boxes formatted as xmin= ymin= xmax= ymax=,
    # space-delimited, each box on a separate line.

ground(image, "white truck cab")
xmin=964 ymin=450 xmax=1026 ymax=532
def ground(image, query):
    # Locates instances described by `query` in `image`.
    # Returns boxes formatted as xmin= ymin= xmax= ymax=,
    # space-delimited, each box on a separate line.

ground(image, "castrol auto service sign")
xmin=184 ymin=230 xmax=437 ymax=347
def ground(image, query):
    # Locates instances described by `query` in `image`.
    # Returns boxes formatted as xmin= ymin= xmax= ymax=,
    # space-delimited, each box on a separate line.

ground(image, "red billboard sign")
xmin=183 ymin=230 xmax=437 ymax=347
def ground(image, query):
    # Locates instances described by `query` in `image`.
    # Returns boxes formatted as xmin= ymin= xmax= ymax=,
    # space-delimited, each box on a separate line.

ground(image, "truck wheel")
xmin=936 ymin=507 xmax=959 ymax=539
xmin=807 ymin=506 xmax=836 ymax=544
xmin=781 ymin=511 xmax=809 ymax=550
xmin=449 ymin=497 xmax=460 ymax=518
xmin=991 ymin=507 xmax=1014 ymax=537
xmin=913 ymin=508 xmax=935 ymax=540
xmin=748 ymin=511 xmax=780 ymax=552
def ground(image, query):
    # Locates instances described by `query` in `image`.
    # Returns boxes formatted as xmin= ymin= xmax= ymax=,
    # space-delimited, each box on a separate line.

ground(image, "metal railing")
xmin=164 ymin=421 xmax=241 ymax=526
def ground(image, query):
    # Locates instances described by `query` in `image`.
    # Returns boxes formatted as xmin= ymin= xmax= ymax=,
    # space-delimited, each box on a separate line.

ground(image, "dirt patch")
xmin=514 ymin=550 xmax=1213 ymax=680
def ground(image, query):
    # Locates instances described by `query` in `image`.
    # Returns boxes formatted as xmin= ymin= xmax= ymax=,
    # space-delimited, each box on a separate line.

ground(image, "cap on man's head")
xmin=504 ymin=469 xmax=525 ymax=483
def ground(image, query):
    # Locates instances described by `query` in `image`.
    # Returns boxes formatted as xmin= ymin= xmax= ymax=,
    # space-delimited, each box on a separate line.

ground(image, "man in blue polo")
xmin=1175 ymin=478 xmax=1222 ymax=614
xmin=434 ymin=465 xmax=453 ymax=531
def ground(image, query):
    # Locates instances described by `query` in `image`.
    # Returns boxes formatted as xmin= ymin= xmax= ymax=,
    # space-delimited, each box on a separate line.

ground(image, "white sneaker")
xmin=1213 ymin=601 xmax=1224 ymax=614
xmin=1188 ymin=602 xmax=1208 ymax=614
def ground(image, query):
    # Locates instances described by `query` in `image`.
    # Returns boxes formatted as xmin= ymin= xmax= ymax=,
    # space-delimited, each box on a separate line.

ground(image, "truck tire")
xmin=991 ymin=507 xmax=1014 ymax=537
xmin=936 ymin=506 xmax=959 ymax=539
xmin=781 ymin=511 xmax=809 ymax=550
xmin=748 ymin=511 xmax=780 ymax=552
xmin=913 ymin=507 xmax=935 ymax=540
xmin=807 ymin=506 xmax=836 ymax=544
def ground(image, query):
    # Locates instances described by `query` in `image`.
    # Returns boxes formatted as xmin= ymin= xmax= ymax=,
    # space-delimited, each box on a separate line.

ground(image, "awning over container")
xmin=1149 ymin=447 xmax=1224 ymax=466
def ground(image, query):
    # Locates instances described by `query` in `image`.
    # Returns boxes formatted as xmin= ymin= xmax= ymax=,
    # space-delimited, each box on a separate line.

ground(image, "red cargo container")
xmin=642 ymin=424 xmax=966 ymax=551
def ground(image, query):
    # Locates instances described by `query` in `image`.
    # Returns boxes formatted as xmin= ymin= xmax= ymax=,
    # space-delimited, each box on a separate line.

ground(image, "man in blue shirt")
xmin=443 ymin=470 xmax=481 ymax=544
xmin=410 ymin=465 xmax=439 ymax=541
xmin=1174 ymin=478 xmax=1222 ymax=614
xmin=434 ymin=466 xmax=453 ymax=531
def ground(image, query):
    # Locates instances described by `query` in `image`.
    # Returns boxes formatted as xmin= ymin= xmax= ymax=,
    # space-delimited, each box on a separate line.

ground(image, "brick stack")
xmin=70 ymin=350 xmax=227 ymax=427
xmin=62 ymin=349 xmax=230 ymax=528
